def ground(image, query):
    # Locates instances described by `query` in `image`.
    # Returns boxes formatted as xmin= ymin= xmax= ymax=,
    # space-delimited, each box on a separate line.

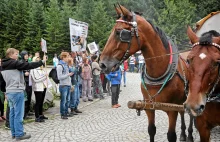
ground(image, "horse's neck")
xmin=141 ymin=26 xmax=170 ymax=78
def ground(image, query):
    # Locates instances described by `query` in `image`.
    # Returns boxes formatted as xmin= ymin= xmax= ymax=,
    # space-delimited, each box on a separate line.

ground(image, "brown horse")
xmin=100 ymin=5 xmax=194 ymax=142
xmin=184 ymin=26 xmax=220 ymax=142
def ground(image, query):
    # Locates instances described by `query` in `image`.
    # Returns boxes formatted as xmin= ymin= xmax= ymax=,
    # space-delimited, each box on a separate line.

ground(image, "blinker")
xmin=120 ymin=29 xmax=132 ymax=43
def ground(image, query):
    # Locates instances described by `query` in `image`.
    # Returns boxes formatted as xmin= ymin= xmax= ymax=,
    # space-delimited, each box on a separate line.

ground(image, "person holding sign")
xmin=1 ymin=48 xmax=47 ymax=140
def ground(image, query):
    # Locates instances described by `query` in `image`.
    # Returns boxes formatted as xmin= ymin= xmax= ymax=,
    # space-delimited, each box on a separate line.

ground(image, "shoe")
xmin=35 ymin=117 xmax=45 ymax=122
xmin=88 ymin=99 xmax=93 ymax=101
xmin=124 ymin=85 xmax=126 ymax=87
xmin=40 ymin=115 xmax=48 ymax=120
xmin=74 ymin=109 xmax=82 ymax=113
xmin=61 ymin=116 xmax=68 ymax=119
xmin=70 ymin=111 xmax=78 ymax=115
xmin=15 ymin=133 xmax=31 ymax=141
xmin=103 ymin=90 xmax=108 ymax=93
xmin=5 ymin=125 xmax=10 ymax=130
xmin=112 ymin=105 xmax=119 ymax=108
xmin=116 ymin=104 xmax=121 ymax=107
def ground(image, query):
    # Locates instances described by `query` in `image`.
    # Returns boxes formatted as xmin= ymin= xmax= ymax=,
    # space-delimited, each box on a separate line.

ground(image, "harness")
xmin=192 ymin=42 xmax=220 ymax=102
xmin=115 ymin=12 xmax=188 ymax=101
xmin=115 ymin=12 xmax=141 ymax=69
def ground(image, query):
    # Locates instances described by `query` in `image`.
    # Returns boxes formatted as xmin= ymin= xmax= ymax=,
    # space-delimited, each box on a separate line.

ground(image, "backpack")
xmin=49 ymin=64 xmax=64 ymax=84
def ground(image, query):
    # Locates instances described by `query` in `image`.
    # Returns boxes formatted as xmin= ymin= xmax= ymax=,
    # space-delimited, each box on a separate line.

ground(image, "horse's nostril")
xmin=199 ymin=104 xmax=205 ymax=111
xmin=100 ymin=63 xmax=106 ymax=69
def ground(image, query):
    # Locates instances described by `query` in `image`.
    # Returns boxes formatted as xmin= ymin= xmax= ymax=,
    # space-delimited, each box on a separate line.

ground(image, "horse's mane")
xmin=200 ymin=30 xmax=220 ymax=44
xmin=146 ymin=20 xmax=169 ymax=49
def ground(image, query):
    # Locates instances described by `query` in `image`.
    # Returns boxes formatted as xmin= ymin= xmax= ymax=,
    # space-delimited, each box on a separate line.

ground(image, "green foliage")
xmin=0 ymin=0 xmax=219 ymax=59
xmin=88 ymin=0 xmax=114 ymax=49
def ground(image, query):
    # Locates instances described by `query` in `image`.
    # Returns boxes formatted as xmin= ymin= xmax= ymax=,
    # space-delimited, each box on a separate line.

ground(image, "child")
xmin=106 ymin=68 xmax=122 ymax=108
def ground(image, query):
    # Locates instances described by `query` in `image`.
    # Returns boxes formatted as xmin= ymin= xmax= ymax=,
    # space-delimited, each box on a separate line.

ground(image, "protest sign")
xmin=69 ymin=18 xmax=88 ymax=52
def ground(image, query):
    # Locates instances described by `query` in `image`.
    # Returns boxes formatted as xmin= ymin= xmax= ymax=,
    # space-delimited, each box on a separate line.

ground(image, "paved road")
xmin=0 ymin=72 xmax=219 ymax=142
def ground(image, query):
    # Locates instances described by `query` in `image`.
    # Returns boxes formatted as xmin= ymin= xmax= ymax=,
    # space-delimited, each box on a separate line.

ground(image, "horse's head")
xmin=100 ymin=5 xmax=144 ymax=73
xmin=184 ymin=26 xmax=220 ymax=116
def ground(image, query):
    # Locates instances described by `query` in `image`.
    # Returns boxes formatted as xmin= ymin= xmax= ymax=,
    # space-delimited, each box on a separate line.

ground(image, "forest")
xmin=0 ymin=0 xmax=219 ymax=58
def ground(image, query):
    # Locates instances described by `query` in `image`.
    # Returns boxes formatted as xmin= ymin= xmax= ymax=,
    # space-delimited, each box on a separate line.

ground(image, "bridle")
xmin=191 ymin=41 xmax=220 ymax=101
xmin=114 ymin=12 xmax=141 ymax=69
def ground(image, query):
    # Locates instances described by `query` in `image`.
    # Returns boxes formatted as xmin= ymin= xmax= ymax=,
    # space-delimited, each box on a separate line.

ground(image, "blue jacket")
xmin=106 ymin=69 xmax=121 ymax=85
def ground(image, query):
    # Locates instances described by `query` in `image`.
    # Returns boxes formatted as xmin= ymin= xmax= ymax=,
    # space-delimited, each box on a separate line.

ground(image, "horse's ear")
xmin=213 ymin=37 xmax=220 ymax=45
xmin=118 ymin=5 xmax=132 ymax=18
xmin=114 ymin=4 xmax=121 ymax=17
xmin=187 ymin=26 xmax=199 ymax=44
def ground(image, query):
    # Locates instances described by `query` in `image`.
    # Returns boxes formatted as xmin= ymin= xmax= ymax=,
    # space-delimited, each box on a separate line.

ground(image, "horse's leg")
xmin=196 ymin=117 xmax=211 ymax=142
xmin=167 ymin=111 xmax=178 ymax=142
xmin=179 ymin=112 xmax=187 ymax=141
xmin=187 ymin=114 xmax=194 ymax=142
xmin=146 ymin=110 xmax=156 ymax=142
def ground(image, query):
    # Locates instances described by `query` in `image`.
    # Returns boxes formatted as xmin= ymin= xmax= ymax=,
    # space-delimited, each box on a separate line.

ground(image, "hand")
xmin=25 ymin=72 xmax=29 ymax=76
xmin=69 ymin=72 xmax=74 ymax=76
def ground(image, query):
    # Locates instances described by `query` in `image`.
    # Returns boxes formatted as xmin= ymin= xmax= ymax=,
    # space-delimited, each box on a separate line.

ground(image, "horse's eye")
xmin=115 ymin=30 xmax=121 ymax=35
xmin=187 ymin=58 xmax=193 ymax=64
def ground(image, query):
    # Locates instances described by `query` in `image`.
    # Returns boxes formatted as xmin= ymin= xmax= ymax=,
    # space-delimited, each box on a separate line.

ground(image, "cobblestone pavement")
xmin=0 ymin=72 xmax=219 ymax=142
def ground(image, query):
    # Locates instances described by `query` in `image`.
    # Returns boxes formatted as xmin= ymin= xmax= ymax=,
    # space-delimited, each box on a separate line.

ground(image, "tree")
xmin=23 ymin=0 xmax=46 ymax=53
xmin=4 ymin=0 xmax=29 ymax=50
xmin=45 ymin=0 xmax=64 ymax=53
xmin=60 ymin=0 xmax=75 ymax=51
xmin=88 ymin=0 xmax=114 ymax=49
xmin=153 ymin=0 xmax=197 ymax=49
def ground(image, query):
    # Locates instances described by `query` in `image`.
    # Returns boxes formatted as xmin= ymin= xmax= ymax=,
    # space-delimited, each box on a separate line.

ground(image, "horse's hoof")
xmin=186 ymin=136 xmax=194 ymax=142
xmin=180 ymin=133 xmax=187 ymax=141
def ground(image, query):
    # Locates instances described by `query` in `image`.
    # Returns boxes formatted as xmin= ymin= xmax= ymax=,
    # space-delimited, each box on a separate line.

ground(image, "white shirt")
xmin=138 ymin=55 xmax=145 ymax=63
xmin=129 ymin=56 xmax=135 ymax=64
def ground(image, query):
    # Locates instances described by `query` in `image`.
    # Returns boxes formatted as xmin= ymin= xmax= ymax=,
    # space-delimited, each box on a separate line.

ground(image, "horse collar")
xmin=142 ymin=38 xmax=179 ymax=85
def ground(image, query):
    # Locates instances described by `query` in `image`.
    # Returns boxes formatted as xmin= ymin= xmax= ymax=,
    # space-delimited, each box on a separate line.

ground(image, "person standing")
xmin=28 ymin=54 xmax=32 ymax=62
xmin=1 ymin=48 xmax=46 ymax=140
xmin=129 ymin=55 xmax=135 ymax=73
xmin=32 ymin=52 xmax=40 ymax=62
xmin=138 ymin=53 xmax=144 ymax=73
xmin=53 ymin=53 xmax=59 ymax=68
xmin=19 ymin=51 xmax=33 ymax=119
xmin=69 ymin=52 xmax=82 ymax=114
xmin=81 ymin=58 xmax=92 ymax=102
xmin=91 ymin=55 xmax=104 ymax=100
xmin=57 ymin=52 xmax=74 ymax=119
xmin=106 ymin=68 xmax=122 ymax=108
xmin=30 ymin=57 xmax=49 ymax=122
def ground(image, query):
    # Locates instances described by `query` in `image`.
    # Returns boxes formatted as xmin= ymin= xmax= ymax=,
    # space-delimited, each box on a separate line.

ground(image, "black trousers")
xmin=24 ymin=84 xmax=32 ymax=117
xmin=0 ymin=95 xmax=4 ymax=116
xmin=34 ymin=88 xmax=46 ymax=118
xmin=111 ymin=84 xmax=120 ymax=105
xmin=103 ymin=76 xmax=108 ymax=91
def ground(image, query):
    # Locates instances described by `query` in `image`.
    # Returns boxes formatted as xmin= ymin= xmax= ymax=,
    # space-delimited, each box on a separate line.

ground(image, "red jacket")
xmin=124 ymin=60 xmax=128 ymax=71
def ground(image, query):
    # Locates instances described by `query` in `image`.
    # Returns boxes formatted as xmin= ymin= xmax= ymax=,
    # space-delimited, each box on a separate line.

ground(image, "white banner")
xmin=69 ymin=18 xmax=88 ymax=52
xmin=87 ymin=42 xmax=98 ymax=54
xmin=41 ymin=38 xmax=47 ymax=53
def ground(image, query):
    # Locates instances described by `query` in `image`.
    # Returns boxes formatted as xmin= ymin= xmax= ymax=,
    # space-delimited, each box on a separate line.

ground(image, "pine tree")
xmin=24 ymin=0 xmax=46 ymax=53
xmin=45 ymin=0 xmax=64 ymax=53
xmin=88 ymin=0 xmax=114 ymax=49
xmin=4 ymin=0 xmax=29 ymax=50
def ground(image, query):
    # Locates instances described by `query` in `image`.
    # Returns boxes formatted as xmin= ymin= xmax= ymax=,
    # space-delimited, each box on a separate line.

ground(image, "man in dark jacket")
xmin=20 ymin=51 xmax=33 ymax=119
xmin=1 ymin=48 xmax=46 ymax=141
